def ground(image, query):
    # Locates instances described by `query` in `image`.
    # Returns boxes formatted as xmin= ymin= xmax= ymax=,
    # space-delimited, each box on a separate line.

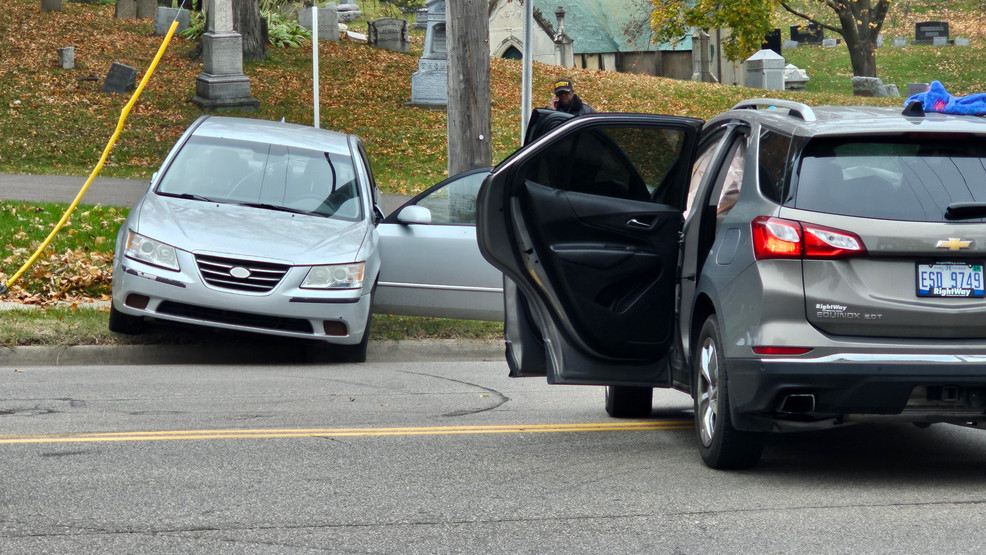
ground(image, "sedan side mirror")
xmin=397 ymin=205 xmax=432 ymax=224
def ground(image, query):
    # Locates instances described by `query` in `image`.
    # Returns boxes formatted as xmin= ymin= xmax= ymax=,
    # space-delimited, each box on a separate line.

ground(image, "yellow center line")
xmin=0 ymin=421 xmax=693 ymax=445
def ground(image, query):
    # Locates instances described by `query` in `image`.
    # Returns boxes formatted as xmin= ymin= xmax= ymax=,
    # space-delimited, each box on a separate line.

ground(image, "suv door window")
xmin=757 ymin=128 xmax=792 ymax=203
xmin=523 ymin=126 xmax=688 ymax=203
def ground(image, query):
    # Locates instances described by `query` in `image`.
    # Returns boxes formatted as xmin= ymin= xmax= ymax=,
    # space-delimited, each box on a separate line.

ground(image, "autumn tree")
xmin=649 ymin=0 xmax=890 ymax=77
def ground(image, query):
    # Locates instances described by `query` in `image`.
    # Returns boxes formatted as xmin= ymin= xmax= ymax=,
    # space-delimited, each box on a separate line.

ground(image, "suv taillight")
xmin=752 ymin=216 xmax=866 ymax=260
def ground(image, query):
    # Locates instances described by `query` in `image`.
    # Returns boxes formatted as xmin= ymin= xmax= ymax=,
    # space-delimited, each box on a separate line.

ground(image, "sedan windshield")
xmin=156 ymin=136 xmax=362 ymax=220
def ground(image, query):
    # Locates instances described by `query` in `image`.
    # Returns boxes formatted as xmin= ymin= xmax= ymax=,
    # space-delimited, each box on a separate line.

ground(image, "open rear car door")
xmin=477 ymin=113 xmax=703 ymax=386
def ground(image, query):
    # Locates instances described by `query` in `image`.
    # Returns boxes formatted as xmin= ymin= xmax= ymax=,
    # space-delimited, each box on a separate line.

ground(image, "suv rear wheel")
xmin=695 ymin=315 xmax=764 ymax=469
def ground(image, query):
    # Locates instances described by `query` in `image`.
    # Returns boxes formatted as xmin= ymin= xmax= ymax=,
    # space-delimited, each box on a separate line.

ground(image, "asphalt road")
xmin=2 ymin=357 xmax=986 ymax=553
xmin=0 ymin=173 xmax=413 ymax=214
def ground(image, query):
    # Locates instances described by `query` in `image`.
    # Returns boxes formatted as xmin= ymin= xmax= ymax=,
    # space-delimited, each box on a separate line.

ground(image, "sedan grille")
xmin=157 ymin=301 xmax=314 ymax=334
xmin=195 ymin=254 xmax=290 ymax=293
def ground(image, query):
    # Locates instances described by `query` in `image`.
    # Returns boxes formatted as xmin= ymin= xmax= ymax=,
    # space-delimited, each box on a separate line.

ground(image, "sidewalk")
xmin=0 ymin=339 xmax=505 ymax=367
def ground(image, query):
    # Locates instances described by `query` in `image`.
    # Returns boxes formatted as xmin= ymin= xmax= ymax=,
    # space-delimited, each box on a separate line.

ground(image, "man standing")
xmin=545 ymin=76 xmax=596 ymax=115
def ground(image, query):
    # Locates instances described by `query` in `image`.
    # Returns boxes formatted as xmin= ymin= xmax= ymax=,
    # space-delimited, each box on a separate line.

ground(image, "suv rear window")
xmin=793 ymin=137 xmax=986 ymax=222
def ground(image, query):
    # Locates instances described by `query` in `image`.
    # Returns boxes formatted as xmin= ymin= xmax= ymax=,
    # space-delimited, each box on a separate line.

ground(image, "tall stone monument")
xmin=409 ymin=0 xmax=447 ymax=107
xmin=193 ymin=0 xmax=259 ymax=110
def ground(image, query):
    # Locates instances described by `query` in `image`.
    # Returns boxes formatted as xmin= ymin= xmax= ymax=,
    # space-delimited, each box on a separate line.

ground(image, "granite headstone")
xmin=299 ymin=4 xmax=340 ymax=42
xmin=915 ymin=21 xmax=949 ymax=45
xmin=102 ymin=62 xmax=137 ymax=94
xmin=116 ymin=0 xmax=137 ymax=19
xmin=368 ymin=18 xmax=409 ymax=53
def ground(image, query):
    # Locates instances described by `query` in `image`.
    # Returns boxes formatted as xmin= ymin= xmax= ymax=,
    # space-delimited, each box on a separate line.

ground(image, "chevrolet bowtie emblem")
xmin=936 ymin=238 xmax=973 ymax=250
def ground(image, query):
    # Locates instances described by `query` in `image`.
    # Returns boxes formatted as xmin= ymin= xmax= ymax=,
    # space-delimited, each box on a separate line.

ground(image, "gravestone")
xmin=893 ymin=37 xmax=908 ymax=47
xmin=409 ymin=0 xmax=447 ymax=107
xmin=761 ymin=29 xmax=782 ymax=56
xmin=783 ymin=64 xmax=809 ymax=91
xmin=852 ymin=76 xmax=899 ymax=97
xmin=58 ymin=46 xmax=75 ymax=69
xmin=907 ymin=83 xmax=929 ymax=97
xmin=193 ymin=0 xmax=259 ymax=110
xmin=914 ymin=21 xmax=949 ymax=45
xmin=790 ymin=23 xmax=823 ymax=44
xmin=822 ymin=38 xmax=838 ymax=48
xmin=783 ymin=40 xmax=799 ymax=50
xmin=956 ymin=37 xmax=971 ymax=47
xmin=102 ymin=62 xmax=137 ymax=94
xmin=41 ymin=0 xmax=63 ymax=11
xmin=368 ymin=18 xmax=409 ymax=53
xmin=933 ymin=36 xmax=948 ymax=47
xmin=136 ymin=0 xmax=156 ymax=18
xmin=414 ymin=8 xmax=427 ymax=30
xmin=876 ymin=35 xmax=884 ymax=48
xmin=337 ymin=0 xmax=362 ymax=22
xmin=299 ymin=4 xmax=339 ymax=42
xmin=745 ymin=49 xmax=785 ymax=91
xmin=116 ymin=0 xmax=137 ymax=19
xmin=155 ymin=7 xmax=191 ymax=35
xmin=691 ymin=30 xmax=714 ymax=82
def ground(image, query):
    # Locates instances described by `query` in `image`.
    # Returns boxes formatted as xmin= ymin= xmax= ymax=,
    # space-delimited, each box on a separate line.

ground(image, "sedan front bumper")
xmin=113 ymin=256 xmax=371 ymax=345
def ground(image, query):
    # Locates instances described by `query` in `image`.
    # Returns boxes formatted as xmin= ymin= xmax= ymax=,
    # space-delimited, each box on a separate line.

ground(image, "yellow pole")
xmin=2 ymin=19 xmax=181 ymax=296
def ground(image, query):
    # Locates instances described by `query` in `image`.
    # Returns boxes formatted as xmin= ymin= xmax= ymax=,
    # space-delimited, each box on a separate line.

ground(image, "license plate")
xmin=917 ymin=262 xmax=985 ymax=297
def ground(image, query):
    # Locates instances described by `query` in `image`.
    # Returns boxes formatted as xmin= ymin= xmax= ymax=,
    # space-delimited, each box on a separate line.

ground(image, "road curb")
xmin=0 ymin=339 xmax=505 ymax=367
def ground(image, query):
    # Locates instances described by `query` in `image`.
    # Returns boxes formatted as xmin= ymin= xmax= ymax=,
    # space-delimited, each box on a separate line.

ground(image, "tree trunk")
xmin=233 ymin=0 xmax=267 ymax=61
xmin=446 ymin=0 xmax=492 ymax=175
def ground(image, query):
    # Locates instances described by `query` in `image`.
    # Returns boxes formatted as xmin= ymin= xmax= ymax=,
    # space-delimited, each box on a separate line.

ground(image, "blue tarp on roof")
xmin=905 ymin=81 xmax=986 ymax=116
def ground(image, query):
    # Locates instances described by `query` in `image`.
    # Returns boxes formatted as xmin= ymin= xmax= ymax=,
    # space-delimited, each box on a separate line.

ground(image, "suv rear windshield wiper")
xmin=945 ymin=202 xmax=986 ymax=221
xmin=157 ymin=192 xmax=216 ymax=202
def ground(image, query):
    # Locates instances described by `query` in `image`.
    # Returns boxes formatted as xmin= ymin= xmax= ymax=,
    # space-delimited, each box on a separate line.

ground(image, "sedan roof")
xmin=192 ymin=116 xmax=355 ymax=156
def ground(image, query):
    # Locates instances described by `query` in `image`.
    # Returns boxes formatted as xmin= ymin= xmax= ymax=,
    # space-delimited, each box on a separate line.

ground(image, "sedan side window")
xmin=416 ymin=171 xmax=487 ymax=224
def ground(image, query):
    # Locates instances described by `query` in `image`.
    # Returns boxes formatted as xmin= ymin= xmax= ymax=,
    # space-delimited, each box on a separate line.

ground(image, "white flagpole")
xmin=312 ymin=5 xmax=320 ymax=128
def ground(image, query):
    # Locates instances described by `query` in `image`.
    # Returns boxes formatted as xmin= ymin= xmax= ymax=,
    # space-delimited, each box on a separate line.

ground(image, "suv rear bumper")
xmin=727 ymin=355 xmax=986 ymax=432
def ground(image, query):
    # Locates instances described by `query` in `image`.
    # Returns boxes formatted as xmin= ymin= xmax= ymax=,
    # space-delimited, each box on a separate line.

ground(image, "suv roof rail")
xmin=731 ymin=98 xmax=817 ymax=122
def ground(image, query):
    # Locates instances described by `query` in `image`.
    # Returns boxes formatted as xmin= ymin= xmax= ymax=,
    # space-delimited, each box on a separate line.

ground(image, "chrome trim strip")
xmin=377 ymin=281 xmax=503 ymax=294
xmin=768 ymin=353 xmax=986 ymax=364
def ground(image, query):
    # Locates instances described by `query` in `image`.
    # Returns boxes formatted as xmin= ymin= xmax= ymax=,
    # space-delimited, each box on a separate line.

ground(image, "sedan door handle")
xmin=626 ymin=217 xmax=655 ymax=229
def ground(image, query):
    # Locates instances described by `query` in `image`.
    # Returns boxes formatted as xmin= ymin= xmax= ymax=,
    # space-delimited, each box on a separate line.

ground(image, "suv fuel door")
xmin=477 ymin=114 xmax=703 ymax=386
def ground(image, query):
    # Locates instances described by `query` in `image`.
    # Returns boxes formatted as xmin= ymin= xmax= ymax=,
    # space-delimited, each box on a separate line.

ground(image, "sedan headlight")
xmin=301 ymin=262 xmax=365 ymax=289
xmin=125 ymin=230 xmax=180 ymax=271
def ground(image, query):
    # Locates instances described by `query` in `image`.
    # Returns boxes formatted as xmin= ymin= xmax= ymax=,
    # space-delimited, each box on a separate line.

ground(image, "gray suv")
xmin=477 ymin=99 xmax=986 ymax=469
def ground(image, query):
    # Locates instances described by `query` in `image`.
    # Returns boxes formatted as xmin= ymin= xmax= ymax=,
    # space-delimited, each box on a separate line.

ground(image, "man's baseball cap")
xmin=553 ymin=77 xmax=574 ymax=93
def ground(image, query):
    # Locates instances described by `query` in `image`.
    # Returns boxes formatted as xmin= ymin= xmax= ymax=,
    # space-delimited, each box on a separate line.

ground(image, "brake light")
xmin=752 ymin=216 xmax=866 ymax=260
xmin=752 ymin=346 xmax=813 ymax=355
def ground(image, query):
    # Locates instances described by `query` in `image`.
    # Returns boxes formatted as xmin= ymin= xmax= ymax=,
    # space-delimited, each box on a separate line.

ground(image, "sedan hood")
xmin=131 ymin=194 xmax=369 ymax=265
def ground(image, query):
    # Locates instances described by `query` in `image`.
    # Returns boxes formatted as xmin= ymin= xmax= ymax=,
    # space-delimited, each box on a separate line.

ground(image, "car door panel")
xmin=376 ymin=168 xmax=503 ymax=321
xmin=478 ymin=114 xmax=703 ymax=386
xmin=520 ymin=181 xmax=681 ymax=359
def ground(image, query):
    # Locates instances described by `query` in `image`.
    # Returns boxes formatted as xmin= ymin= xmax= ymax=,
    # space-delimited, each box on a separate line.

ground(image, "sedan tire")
xmin=108 ymin=305 xmax=145 ymax=335
xmin=695 ymin=315 xmax=764 ymax=469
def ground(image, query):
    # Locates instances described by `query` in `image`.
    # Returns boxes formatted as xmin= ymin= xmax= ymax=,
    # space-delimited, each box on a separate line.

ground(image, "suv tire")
xmin=604 ymin=386 xmax=653 ymax=418
xmin=695 ymin=315 xmax=764 ymax=469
